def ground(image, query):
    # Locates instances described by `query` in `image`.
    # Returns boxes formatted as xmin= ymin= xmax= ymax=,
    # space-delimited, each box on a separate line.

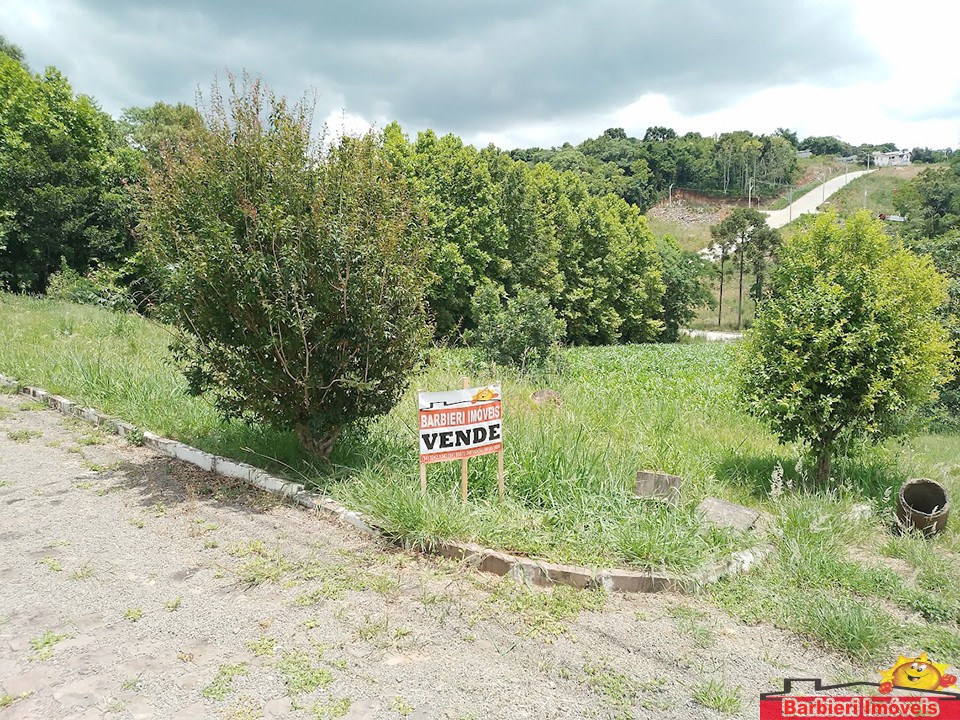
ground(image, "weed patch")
xmin=201 ymin=663 xmax=247 ymax=700
xmin=7 ymin=429 xmax=42 ymax=443
xmin=490 ymin=581 xmax=606 ymax=638
xmin=29 ymin=629 xmax=69 ymax=661
xmin=692 ymin=677 xmax=742 ymax=714
xmin=275 ymin=649 xmax=332 ymax=695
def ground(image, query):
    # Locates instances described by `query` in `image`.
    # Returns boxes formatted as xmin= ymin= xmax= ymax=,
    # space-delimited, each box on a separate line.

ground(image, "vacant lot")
xmin=1 ymin=295 xmax=959 ymax=677
xmin=0 ymin=393 xmax=868 ymax=719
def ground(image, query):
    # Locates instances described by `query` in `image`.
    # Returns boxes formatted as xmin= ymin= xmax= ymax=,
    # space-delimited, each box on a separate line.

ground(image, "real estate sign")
xmin=418 ymin=384 xmax=503 ymax=464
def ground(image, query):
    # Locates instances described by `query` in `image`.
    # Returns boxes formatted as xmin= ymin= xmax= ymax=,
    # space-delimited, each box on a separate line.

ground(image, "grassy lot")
xmin=688 ymin=269 xmax=758 ymax=332
xmin=2 ymin=294 xmax=960 ymax=665
xmin=822 ymin=165 xmax=928 ymax=218
xmin=646 ymin=214 xmax=716 ymax=253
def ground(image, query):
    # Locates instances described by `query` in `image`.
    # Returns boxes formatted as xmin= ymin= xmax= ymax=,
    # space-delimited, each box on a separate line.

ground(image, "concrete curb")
xmin=0 ymin=372 xmax=770 ymax=594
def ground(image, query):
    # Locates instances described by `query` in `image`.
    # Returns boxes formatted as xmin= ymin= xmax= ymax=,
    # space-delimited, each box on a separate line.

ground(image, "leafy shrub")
xmin=140 ymin=76 xmax=430 ymax=457
xmin=738 ymin=211 xmax=955 ymax=485
xmin=655 ymin=236 xmax=714 ymax=341
xmin=468 ymin=284 xmax=564 ymax=370
xmin=46 ymin=257 xmax=132 ymax=311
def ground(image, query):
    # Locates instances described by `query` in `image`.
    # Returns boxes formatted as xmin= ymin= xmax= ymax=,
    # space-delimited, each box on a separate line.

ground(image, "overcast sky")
xmin=5 ymin=0 xmax=959 ymax=150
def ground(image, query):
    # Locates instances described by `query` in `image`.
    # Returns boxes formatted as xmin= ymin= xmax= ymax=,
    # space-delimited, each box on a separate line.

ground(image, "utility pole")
xmin=668 ymin=183 xmax=674 ymax=205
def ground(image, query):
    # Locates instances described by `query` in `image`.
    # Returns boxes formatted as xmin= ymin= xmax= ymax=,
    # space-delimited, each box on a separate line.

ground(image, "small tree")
xmin=469 ymin=283 xmax=565 ymax=370
xmin=738 ymin=211 xmax=955 ymax=486
xmin=141 ymin=76 xmax=431 ymax=457
xmin=656 ymin=236 xmax=714 ymax=342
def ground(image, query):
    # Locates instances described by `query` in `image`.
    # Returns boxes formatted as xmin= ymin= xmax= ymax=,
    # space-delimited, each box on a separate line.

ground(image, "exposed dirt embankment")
xmin=646 ymin=199 xmax=724 ymax=226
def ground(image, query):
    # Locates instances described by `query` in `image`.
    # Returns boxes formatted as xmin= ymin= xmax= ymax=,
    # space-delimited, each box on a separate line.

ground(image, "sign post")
xmin=418 ymin=380 xmax=504 ymax=502
xmin=460 ymin=377 xmax=469 ymax=503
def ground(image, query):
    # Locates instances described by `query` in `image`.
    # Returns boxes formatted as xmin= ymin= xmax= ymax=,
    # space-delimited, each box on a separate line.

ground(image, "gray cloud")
xmin=7 ymin=0 xmax=878 ymax=141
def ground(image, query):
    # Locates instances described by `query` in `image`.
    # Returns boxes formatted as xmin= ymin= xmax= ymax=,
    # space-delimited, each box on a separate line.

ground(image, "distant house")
xmin=872 ymin=150 xmax=912 ymax=167
xmin=796 ymin=149 xmax=812 ymax=159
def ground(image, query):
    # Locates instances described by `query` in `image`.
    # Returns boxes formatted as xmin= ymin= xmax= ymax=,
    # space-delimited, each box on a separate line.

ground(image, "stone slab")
xmin=634 ymin=470 xmax=682 ymax=505
xmin=696 ymin=496 xmax=760 ymax=531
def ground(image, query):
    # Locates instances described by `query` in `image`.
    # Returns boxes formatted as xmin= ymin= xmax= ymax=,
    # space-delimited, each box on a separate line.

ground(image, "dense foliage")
xmin=0 ymin=50 xmax=140 ymax=292
xmin=140 ymin=78 xmax=431 ymax=456
xmin=739 ymin=211 xmax=954 ymax=485
xmin=655 ymin=236 xmax=715 ymax=341
xmin=469 ymin=285 xmax=565 ymax=369
xmin=384 ymin=124 xmax=667 ymax=346
xmin=895 ymin=158 xmax=960 ymax=423
xmin=513 ymin=127 xmax=801 ymax=210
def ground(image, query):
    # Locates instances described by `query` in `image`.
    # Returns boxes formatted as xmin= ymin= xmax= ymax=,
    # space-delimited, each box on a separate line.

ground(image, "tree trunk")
xmin=737 ymin=249 xmax=744 ymax=331
xmin=295 ymin=423 xmax=341 ymax=459
xmin=815 ymin=445 xmax=833 ymax=487
xmin=718 ymin=256 xmax=725 ymax=328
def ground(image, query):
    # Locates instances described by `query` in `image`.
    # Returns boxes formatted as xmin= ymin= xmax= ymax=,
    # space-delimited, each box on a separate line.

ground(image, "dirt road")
xmin=0 ymin=393 xmax=859 ymax=719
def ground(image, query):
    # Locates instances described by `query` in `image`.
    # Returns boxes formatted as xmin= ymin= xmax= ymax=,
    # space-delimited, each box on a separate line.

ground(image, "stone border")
xmin=0 ymin=372 xmax=770 ymax=594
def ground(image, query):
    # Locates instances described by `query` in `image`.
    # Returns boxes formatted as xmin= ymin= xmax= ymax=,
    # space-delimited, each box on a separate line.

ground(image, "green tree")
xmin=710 ymin=208 xmax=779 ymax=330
xmin=655 ymin=236 xmax=714 ymax=341
xmin=895 ymin=159 xmax=960 ymax=239
xmin=0 ymin=54 xmax=136 ymax=291
xmin=140 ymin=77 xmax=430 ymax=457
xmin=386 ymin=126 xmax=506 ymax=340
xmin=469 ymin=283 xmax=564 ymax=370
xmin=0 ymin=34 xmax=26 ymax=66
xmin=895 ymin=165 xmax=960 ymax=423
xmin=120 ymin=102 xmax=206 ymax=167
xmin=739 ymin=211 xmax=955 ymax=485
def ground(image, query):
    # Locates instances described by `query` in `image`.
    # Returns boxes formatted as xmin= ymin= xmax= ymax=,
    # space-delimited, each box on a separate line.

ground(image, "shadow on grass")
xmin=175 ymin=419 xmax=417 ymax=495
xmin=715 ymin=446 xmax=906 ymax=502
xmin=714 ymin=450 xmax=801 ymax=499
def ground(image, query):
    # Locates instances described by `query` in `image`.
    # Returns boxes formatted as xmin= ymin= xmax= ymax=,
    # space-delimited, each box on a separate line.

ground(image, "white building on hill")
xmin=872 ymin=150 xmax=912 ymax=167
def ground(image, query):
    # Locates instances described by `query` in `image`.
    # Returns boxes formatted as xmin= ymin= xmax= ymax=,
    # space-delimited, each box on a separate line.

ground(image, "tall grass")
xmin=3 ymin=294 xmax=959 ymax=604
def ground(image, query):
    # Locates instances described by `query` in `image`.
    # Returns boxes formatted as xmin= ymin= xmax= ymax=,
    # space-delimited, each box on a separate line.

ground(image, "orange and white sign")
xmin=418 ymin=384 xmax=502 ymax=464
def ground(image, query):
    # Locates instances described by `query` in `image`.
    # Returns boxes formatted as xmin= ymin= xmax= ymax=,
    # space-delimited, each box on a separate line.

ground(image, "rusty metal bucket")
xmin=896 ymin=478 xmax=950 ymax=537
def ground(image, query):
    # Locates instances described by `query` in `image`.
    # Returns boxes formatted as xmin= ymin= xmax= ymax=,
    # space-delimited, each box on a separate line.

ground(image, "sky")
xmin=4 ymin=0 xmax=959 ymax=150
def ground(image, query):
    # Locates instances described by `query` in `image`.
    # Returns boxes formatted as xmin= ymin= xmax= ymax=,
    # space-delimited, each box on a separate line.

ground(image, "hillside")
xmin=821 ymin=164 xmax=929 ymax=218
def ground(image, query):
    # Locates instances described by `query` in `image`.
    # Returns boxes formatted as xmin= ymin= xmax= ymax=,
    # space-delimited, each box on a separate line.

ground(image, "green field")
xmin=822 ymin=165 xmax=928 ymax=218
xmin=2 ymin=294 xmax=960 ymax=663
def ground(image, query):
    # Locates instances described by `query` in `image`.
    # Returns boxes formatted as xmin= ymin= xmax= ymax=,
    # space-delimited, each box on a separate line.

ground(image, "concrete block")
xmin=141 ymin=431 xmax=169 ymax=449
xmin=24 ymin=387 xmax=47 ymax=400
xmin=476 ymin=550 xmax=514 ymax=577
xmin=77 ymin=407 xmax=102 ymax=425
xmin=600 ymin=569 xmax=680 ymax=593
xmin=696 ymin=496 xmax=760 ymax=531
xmin=536 ymin=561 xmax=594 ymax=589
xmin=48 ymin=395 xmax=74 ymax=413
xmin=214 ymin=458 xmax=254 ymax=482
xmin=248 ymin=471 xmax=290 ymax=494
xmin=165 ymin=441 xmax=215 ymax=471
xmin=111 ymin=420 xmax=137 ymax=437
xmin=634 ymin=470 xmax=683 ymax=505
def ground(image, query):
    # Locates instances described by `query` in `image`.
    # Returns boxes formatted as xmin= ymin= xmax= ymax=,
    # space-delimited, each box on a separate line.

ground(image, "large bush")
xmin=655 ymin=235 xmax=714 ymax=341
xmin=738 ymin=211 xmax=955 ymax=485
xmin=141 ymin=77 xmax=431 ymax=457
xmin=469 ymin=283 xmax=564 ymax=370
